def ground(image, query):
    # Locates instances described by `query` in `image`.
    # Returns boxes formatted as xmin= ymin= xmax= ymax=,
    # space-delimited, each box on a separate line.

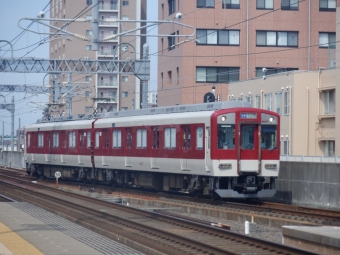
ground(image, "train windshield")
xmin=261 ymin=125 xmax=277 ymax=150
xmin=217 ymin=124 xmax=235 ymax=149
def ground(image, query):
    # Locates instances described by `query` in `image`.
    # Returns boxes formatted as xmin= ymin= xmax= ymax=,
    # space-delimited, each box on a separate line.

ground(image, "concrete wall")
xmin=0 ymin=152 xmax=25 ymax=169
xmin=274 ymin=162 xmax=340 ymax=209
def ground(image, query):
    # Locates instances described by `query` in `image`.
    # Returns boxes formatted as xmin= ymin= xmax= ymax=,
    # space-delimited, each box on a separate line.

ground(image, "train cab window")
xmin=61 ymin=131 xmax=67 ymax=148
xmin=126 ymin=128 xmax=132 ymax=148
xmin=137 ymin=129 xmax=147 ymax=148
xmin=165 ymin=127 xmax=176 ymax=149
xmin=182 ymin=126 xmax=191 ymax=149
xmin=53 ymin=132 xmax=59 ymax=148
xmin=79 ymin=131 xmax=85 ymax=148
xmin=38 ymin=133 xmax=44 ymax=147
xmin=217 ymin=124 xmax=235 ymax=149
xmin=27 ymin=134 xmax=31 ymax=148
xmin=69 ymin=131 xmax=76 ymax=148
xmin=152 ymin=127 xmax=159 ymax=148
xmin=261 ymin=125 xmax=277 ymax=150
xmin=87 ymin=131 xmax=91 ymax=148
xmin=196 ymin=127 xmax=203 ymax=149
xmin=112 ymin=130 xmax=121 ymax=148
xmin=241 ymin=125 xmax=254 ymax=150
xmin=95 ymin=131 xmax=100 ymax=148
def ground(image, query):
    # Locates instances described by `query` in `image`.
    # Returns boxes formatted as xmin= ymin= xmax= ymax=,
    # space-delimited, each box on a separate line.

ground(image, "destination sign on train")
xmin=240 ymin=113 xmax=257 ymax=119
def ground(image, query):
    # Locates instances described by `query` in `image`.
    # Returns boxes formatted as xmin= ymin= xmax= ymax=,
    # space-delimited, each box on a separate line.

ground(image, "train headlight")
xmin=221 ymin=116 xmax=227 ymax=122
xmin=269 ymin=116 xmax=274 ymax=122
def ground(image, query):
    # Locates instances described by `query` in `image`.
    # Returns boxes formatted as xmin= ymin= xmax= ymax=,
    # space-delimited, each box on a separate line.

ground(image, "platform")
xmin=283 ymin=225 xmax=340 ymax=255
xmin=0 ymin=202 xmax=143 ymax=255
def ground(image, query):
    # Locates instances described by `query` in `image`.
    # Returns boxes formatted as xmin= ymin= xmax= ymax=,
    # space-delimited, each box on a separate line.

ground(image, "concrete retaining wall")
xmin=274 ymin=161 xmax=340 ymax=209
xmin=0 ymin=151 xmax=25 ymax=169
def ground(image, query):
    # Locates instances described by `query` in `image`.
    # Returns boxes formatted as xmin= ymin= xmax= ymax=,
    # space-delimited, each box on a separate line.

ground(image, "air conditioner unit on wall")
xmin=330 ymin=61 xmax=336 ymax=68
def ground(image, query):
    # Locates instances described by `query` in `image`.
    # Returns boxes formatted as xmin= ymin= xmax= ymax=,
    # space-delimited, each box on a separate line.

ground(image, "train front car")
xmin=210 ymin=108 xmax=280 ymax=199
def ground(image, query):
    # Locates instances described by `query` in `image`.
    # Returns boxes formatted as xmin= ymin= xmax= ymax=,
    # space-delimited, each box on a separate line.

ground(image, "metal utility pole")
xmin=140 ymin=44 xmax=150 ymax=109
xmin=92 ymin=0 xmax=99 ymax=51
xmin=18 ymin=118 xmax=21 ymax=151
xmin=67 ymin=74 xmax=72 ymax=115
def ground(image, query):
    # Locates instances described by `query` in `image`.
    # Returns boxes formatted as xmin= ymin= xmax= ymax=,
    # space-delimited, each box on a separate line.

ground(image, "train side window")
xmin=137 ymin=129 xmax=147 ymax=148
xmin=69 ymin=131 xmax=76 ymax=148
xmin=95 ymin=131 xmax=100 ymax=148
xmin=38 ymin=133 xmax=44 ymax=147
xmin=53 ymin=132 xmax=59 ymax=148
xmin=103 ymin=129 xmax=109 ymax=148
xmin=27 ymin=133 xmax=31 ymax=148
xmin=196 ymin=127 xmax=203 ymax=149
xmin=113 ymin=130 xmax=121 ymax=148
xmin=217 ymin=124 xmax=235 ymax=149
xmin=152 ymin=127 xmax=159 ymax=148
xmin=165 ymin=127 xmax=176 ymax=149
xmin=182 ymin=126 xmax=191 ymax=149
xmin=87 ymin=131 xmax=91 ymax=148
xmin=126 ymin=128 xmax=132 ymax=148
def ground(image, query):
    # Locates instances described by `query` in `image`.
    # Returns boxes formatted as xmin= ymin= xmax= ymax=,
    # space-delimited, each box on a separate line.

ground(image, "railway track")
xmin=0 ymin=173 xmax=318 ymax=255
xmin=1 ymin=167 xmax=340 ymax=227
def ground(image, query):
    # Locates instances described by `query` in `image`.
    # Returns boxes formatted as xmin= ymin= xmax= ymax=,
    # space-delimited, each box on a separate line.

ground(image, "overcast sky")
xmin=0 ymin=0 xmax=158 ymax=136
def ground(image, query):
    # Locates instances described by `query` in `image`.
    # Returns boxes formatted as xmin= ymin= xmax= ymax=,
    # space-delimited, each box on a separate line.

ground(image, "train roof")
xmin=36 ymin=101 xmax=251 ymax=124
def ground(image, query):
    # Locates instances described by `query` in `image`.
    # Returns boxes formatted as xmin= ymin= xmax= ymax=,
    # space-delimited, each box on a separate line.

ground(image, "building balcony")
xmin=99 ymin=3 xmax=118 ymax=11
xmin=98 ymin=97 xmax=117 ymax=103
xmin=98 ymin=81 xmax=118 ymax=87
xmin=99 ymin=20 xmax=118 ymax=27
xmin=98 ymin=50 xmax=118 ymax=57
xmin=100 ymin=34 xmax=118 ymax=42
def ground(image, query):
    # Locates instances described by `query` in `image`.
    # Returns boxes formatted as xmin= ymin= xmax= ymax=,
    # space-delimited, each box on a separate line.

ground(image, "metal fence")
xmin=280 ymin=155 xmax=340 ymax=163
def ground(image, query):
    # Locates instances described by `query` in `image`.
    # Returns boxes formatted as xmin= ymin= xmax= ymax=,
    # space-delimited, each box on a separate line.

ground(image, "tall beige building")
xmin=50 ymin=0 xmax=146 ymax=115
xmin=158 ymin=0 xmax=337 ymax=106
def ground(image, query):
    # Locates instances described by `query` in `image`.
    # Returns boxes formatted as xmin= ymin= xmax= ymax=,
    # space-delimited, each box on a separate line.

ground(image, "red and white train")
xmin=25 ymin=101 xmax=280 ymax=198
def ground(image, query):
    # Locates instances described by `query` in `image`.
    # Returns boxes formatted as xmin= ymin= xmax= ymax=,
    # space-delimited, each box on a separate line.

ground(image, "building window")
xmin=85 ymin=76 xmax=92 ymax=81
xmin=38 ymin=133 xmax=44 ymax=147
xmin=122 ymin=92 xmax=128 ymax=97
xmin=86 ymin=45 xmax=92 ymax=50
xmin=176 ymin=67 xmax=179 ymax=84
xmin=122 ymin=76 xmax=128 ymax=82
xmin=197 ymin=29 xmax=239 ymax=45
xmin=319 ymin=32 xmax=336 ymax=48
xmin=69 ymin=131 xmax=76 ymax=148
xmin=122 ymin=0 xmax=129 ymax=6
xmin=85 ymin=107 xmax=92 ymax=113
xmin=86 ymin=91 xmax=92 ymax=97
xmin=322 ymin=140 xmax=335 ymax=156
xmin=161 ymin=72 xmax=164 ymax=88
xmin=86 ymin=30 xmax=92 ymax=35
xmin=283 ymin=140 xmax=289 ymax=155
xmin=112 ymin=130 xmax=121 ymax=148
xmin=255 ymin=95 xmax=261 ymax=108
xmin=256 ymin=0 xmax=273 ymax=9
xmin=222 ymin=0 xmax=240 ymax=9
xmin=197 ymin=0 xmax=215 ymax=8
xmin=281 ymin=0 xmax=298 ymax=10
xmin=137 ymin=129 xmax=147 ymax=148
xmin=256 ymin=31 xmax=298 ymax=47
xmin=168 ymin=0 xmax=176 ymax=15
xmin=121 ymin=107 xmax=128 ymax=111
xmin=122 ymin=16 xmax=129 ymax=20
xmin=323 ymin=90 xmax=335 ymax=114
xmin=86 ymin=0 xmax=92 ymax=5
xmin=274 ymin=92 xmax=282 ymax=115
xmin=264 ymin=93 xmax=272 ymax=111
xmin=255 ymin=67 xmax=298 ymax=77
xmin=284 ymin=91 xmax=290 ymax=115
xmin=86 ymin=15 xmax=92 ymax=20
xmin=164 ymin=128 xmax=176 ymax=149
xmin=196 ymin=67 xmax=239 ymax=83
xmin=53 ymin=132 xmax=59 ymax=147
xmin=167 ymin=71 xmax=172 ymax=85
xmin=246 ymin=95 xmax=253 ymax=107
xmin=111 ymin=0 xmax=117 ymax=9
xmin=319 ymin=0 xmax=336 ymax=11
xmin=168 ymin=33 xmax=176 ymax=50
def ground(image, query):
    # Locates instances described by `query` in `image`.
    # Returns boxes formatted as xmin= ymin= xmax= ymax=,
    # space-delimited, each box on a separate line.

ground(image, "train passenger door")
xmin=205 ymin=127 xmax=212 ymax=172
xmin=150 ymin=127 xmax=159 ymax=169
xmin=180 ymin=126 xmax=190 ymax=170
xmin=239 ymin=124 xmax=260 ymax=173
xmin=124 ymin=128 xmax=132 ymax=167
